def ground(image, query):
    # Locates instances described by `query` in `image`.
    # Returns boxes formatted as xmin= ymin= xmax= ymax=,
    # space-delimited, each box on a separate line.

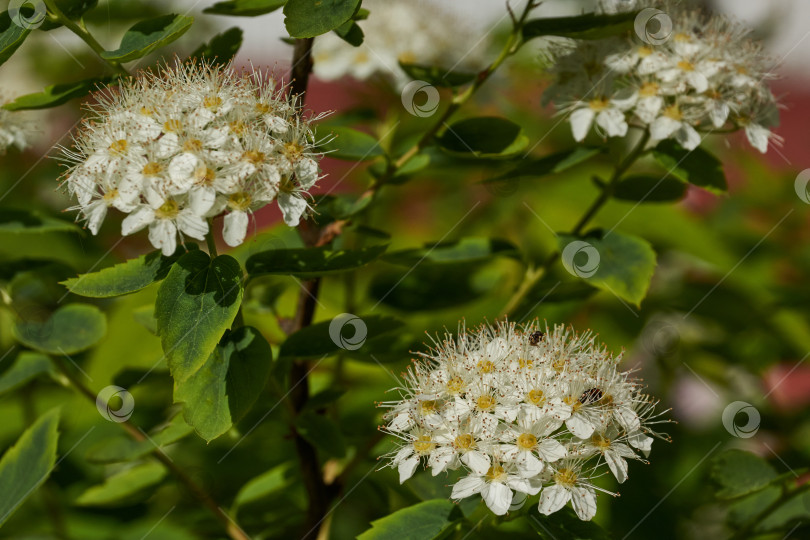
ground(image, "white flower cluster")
xmin=312 ymin=0 xmax=488 ymax=90
xmin=381 ymin=321 xmax=668 ymax=520
xmin=544 ymin=1 xmax=780 ymax=152
xmin=62 ymin=63 xmax=322 ymax=256
xmin=0 ymin=94 xmax=33 ymax=154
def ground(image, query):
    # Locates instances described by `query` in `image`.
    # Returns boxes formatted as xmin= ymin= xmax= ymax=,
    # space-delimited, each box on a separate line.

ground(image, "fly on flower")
xmin=544 ymin=0 xmax=781 ymax=153
xmin=379 ymin=321 xmax=670 ymax=520
xmin=59 ymin=62 xmax=325 ymax=255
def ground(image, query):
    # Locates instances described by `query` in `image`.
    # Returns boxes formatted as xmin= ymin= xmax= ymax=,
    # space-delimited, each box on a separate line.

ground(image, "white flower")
xmin=451 ymin=463 xmax=542 ymax=516
xmin=311 ymin=0 xmax=489 ymax=90
xmin=0 ymin=94 xmax=35 ymax=154
xmin=379 ymin=321 xmax=669 ymax=521
xmin=61 ymin=62 xmax=323 ymax=252
xmin=545 ymin=2 xmax=779 ymax=152
xmin=538 ymin=463 xmax=598 ymax=521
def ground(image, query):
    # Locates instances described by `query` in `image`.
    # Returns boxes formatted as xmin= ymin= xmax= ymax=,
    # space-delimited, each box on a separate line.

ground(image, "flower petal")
xmin=571 ymin=486 xmax=597 ymax=521
xmin=482 ymin=482 xmax=513 ymax=516
xmin=223 ymin=210 xmax=249 ymax=247
xmin=538 ymin=484 xmax=570 ymax=515
xmin=451 ymin=475 xmax=485 ymax=499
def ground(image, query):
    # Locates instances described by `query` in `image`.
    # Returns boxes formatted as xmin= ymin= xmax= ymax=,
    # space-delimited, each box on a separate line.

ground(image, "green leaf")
xmin=357 ymin=499 xmax=461 ymax=540
xmin=279 ymin=314 xmax=404 ymax=358
xmin=0 ymin=208 xmax=80 ymax=236
xmin=155 ymin=251 xmax=244 ymax=437
xmin=317 ymin=126 xmax=384 ymax=161
xmin=294 ymin=411 xmax=346 ymax=457
xmin=557 ymin=231 xmax=657 ymax=307
xmin=523 ymin=11 xmax=637 ymax=40
xmin=2 ymin=77 xmax=113 ymax=111
xmin=75 ymin=462 xmax=167 ymax=506
xmin=233 ymin=463 xmax=293 ymax=510
xmin=484 ymin=147 xmax=601 ymax=184
xmin=0 ymin=352 xmax=53 ymax=396
xmin=283 ymin=0 xmax=361 ymax=38
xmin=0 ymin=11 xmax=31 ymax=67
xmin=101 ymin=14 xmax=194 ymax=63
xmin=85 ymin=415 xmax=193 ymax=464
xmin=438 ymin=117 xmax=528 ymax=159
xmin=176 ymin=326 xmax=272 ymax=441
xmin=189 ymin=27 xmax=243 ymax=65
xmin=383 ymin=237 xmax=519 ymax=266
xmin=612 ymin=174 xmax=688 ymax=202
xmin=14 ymin=303 xmax=107 ymax=355
xmin=246 ymin=244 xmax=386 ymax=279
xmin=530 ymin=506 xmax=611 ymax=539
xmin=652 ymin=140 xmax=727 ymax=194
xmin=61 ymin=246 xmax=192 ymax=298
xmin=711 ymin=449 xmax=778 ymax=500
xmin=399 ymin=62 xmax=476 ymax=87
xmin=204 ymin=0 xmax=287 ymax=17
xmin=334 ymin=19 xmax=363 ymax=46
xmin=0 ymin=409 xmax=60 ymax=526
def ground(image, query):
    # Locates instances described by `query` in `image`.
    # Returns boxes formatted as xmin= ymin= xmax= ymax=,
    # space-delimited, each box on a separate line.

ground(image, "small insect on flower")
xmin=379 ymin=320 xmax=670 ymax=520
xmin=544 ymin=0 xmax=781 ymax=153
xmin=59 ymin=62 xmax=325 ymax=255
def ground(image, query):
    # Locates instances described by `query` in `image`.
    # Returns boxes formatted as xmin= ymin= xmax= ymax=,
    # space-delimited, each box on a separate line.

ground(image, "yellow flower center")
xmin=589 ymin=98 xmax=610 ymax=111
xmin=243 ymin=150 xmax=265 ymax=165
xmin=485 ymin=465 xmax=507 ymax=482
xmin=477 ymin=360 xmax=495 ymax=374
xmin=639 ymin=82 xmax=659 ymax=97
xmin=229 ymin=121 xmax=245 ymax=135
xmin=255 ymin=102 xmax=273 ymax=115
xmin=102 ymin=189 xmax=118 ymax=202
xmin=446 ymin=376 xmax=465 ymax=394
xmin=419 ymin=400 xmax=438 ymax=416
xmin=227 ymin=192 xmax=252 ymax=212
xmin=455 ymin=434 xmax=475 ymax=451
xmin=108 ymin=139 xmax=128 ymax=155
xmin=591 ymin=433 xmax=612 ymax=452
xmin=518 ymin=357 xmax=533 ymax=369
xmin=139 ymin=106 xmax=154 ymax=116
xmin=284 ymin=142 xmax=303 ymax=158
xmin=156 ymin=200 xmax=179 ymax=219
xmin=552 ymin=357 xmax=567 ymax=372
xmin=413 ymin=435 xmax=435 ymax=455
xmin=183 ymin=139 xmax=203 ymax=152
xmin=555 ymin=467 xmax=578 ymax=487
xmin=677 ymin=60 xmax=695 ymax=72
xmin=663 ymin=104 xmax=683 ymax=120
xmin=563 ymin=395 xmax=583 ymax=413
xmin=163 ymin=119 xmax=182 ymax=133
xmin=674 ymin=32 xmax=691 ymax=42
xmin=203 ymin=96 xmax=223 ymax=109
xmin=517 ymin=433 xmax=537 ymax=451
xmin=637 ymin=46 xmax=653 ymax=57
xmin=398 ymin=50 xmax=417 ymax=64
xmin=600 ymin=394 xmax=614 ymax=406
xmin=476 ymin=395 xmax=496 ymax=411
xmin=194 ymin=165 xmax=216 ymax=185
xmin=527 ymin=389 xmax=545 ymax=406
xmin=142 ymin=162 xmax=162 ymax=176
